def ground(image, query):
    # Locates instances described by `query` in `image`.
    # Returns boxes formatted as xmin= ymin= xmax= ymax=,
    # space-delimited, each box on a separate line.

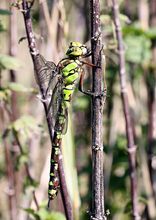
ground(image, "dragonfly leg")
xmin=87 ymin=89 xmax=107 ymax=98
xmin=81 ymin=61 xmax=96 ymax=67
xmin=78 ymin=70 xmax=91 ymax=96
xmin=79 ymin=70 xmax=107 ymax=98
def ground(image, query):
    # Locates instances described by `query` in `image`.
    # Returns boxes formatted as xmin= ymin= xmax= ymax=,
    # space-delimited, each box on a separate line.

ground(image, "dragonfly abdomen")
xmin=48 ymin=102 xmax=67 ymax=200
xmin=48 ymin=130 xmax=61 ymax=199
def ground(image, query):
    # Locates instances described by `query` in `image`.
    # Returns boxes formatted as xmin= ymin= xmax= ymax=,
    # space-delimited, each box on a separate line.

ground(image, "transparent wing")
xmin=35 ymin=54 xmax=58 ymax=88
xmin=62 ymin=106 xmax=68 ymax=135
xmin=35 ymin=54 xmax=68 ymax=135
xmin=47 ymin=81 xmax=68 ymax=135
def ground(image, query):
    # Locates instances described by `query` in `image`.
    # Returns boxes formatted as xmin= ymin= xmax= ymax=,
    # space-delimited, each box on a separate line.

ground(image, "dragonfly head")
xmin=66 ymin=42 xmax=88 ymax=57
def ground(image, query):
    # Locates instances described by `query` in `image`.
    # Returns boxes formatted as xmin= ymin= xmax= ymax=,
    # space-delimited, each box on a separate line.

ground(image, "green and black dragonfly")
xmin=35 ymin=42 xmax=99 ymax=202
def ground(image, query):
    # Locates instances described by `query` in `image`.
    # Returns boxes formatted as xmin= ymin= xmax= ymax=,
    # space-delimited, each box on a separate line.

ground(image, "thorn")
xmin=18 ymin=36 xmax=27 ymax=44
xmin=31 ymin=49 xmax=39 ymax=56
xmin=36 ymin=94 xmax=47 ymax=103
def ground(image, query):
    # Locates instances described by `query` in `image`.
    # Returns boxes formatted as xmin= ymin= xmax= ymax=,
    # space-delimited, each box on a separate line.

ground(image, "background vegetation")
xmin=0 ymin=0 xmax=156 ymax=219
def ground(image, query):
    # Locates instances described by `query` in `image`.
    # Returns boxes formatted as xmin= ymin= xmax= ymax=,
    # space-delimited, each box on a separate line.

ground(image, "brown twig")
xmin=9 ymin=0 xmax=19 ymax=120
xmin=21 ymin=1 xmax=73 ymax=219
xmin=111 ymin=0 xmax=140 ymax=219
xmin=13 ymin=131 xmax=39 ymax=210
xmin=4 ymin=138 xmax=17 ymax=220
xmin=90 ymin=0 xmax=106 ymax=219
xmin=1 ymin=2 xmax=19 ymax=216
xmin=0 ymin=103 xmax=17 ymax=220
xmin=147 ymin=0 xmax=156 ymax=201
xmin=9 ymin=1 xmax=21 ymax=214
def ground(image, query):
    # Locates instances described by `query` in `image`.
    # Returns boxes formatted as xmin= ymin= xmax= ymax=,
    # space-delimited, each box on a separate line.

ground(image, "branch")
xmin=13 ymin=130 xmax=39 ymax=210
xmin=90 ymin=0 xmax=106 ymax=219
xmin=21 ymin=1 xmax=73 ymax=219
xmin=111 ymin=0 xmax=140 ymax=219
xmin=9 ymin=0 xmax=19 ymax=120
xmin=3 ymin=138 xmax=17 ymax=220
xmin=147 ymin=0 xmax=156 ymax=202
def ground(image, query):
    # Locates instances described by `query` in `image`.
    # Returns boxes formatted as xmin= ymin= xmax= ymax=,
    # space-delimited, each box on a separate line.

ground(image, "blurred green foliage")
xmin=0 ymin=1 xmax=156 ymax=220
xmin=0 ymin=54 xmax=23 ymax=70
xmin=24 ymin=207 xmax=66 ymax=220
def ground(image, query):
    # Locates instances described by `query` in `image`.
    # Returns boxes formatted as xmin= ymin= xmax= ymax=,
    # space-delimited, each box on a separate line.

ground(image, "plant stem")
xmin=90 ymin=0 xmax=106 ymax=219
xmin=4 ymin=138 xmax=17 ymax=220
xmin=147 ymin=0 xmax=156 ymax=200
xmin=112 ymin=0 xmax=140 ymax=219
xmin=9 ymin=0 xmax=19 ymax=120
xmin=9 ymin=2 xmax=23 ymax=215
xmin=21 ymin=1 xmax=73 ymax=219
xmin=13 ymin=130 xmax=39 ymax=210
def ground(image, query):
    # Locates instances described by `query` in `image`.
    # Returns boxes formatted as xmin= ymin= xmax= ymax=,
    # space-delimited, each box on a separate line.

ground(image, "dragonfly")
xmin=35 ymin=42 xmax=100 ymax=202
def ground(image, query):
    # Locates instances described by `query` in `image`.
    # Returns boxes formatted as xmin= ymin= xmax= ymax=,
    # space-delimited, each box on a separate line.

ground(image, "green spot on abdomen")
xmin=49 ymin=181 xmax=53 ymax=186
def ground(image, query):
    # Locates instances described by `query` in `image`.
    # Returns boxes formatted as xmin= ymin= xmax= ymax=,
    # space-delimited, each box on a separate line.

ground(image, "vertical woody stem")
xmin=21 ymin=1 xmax=73 ymax=219
xmin=112 ymin=0 xmax=140 ymax=219
xmin=90 ymin=0 xmax=105 ymax=219
xmin=148 ymin=0 xmax=156 ymax=199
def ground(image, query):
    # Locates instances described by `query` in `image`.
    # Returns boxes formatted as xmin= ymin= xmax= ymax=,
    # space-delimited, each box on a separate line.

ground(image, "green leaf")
xmin=23 ymin=208 xmax=35 ymax=215
xmin=24 ymin=207 xmax=66 ymax=220
xmin=123 ymin=25 xmax=145 ymax=36
xmin=23 ymin=208 xmax=39 ymax=220
xmin=48 ymin=212 xmax=66 ymax=220
xmin=0 ymin=54 xmax=22 ymax=70
xmin=119 ymin=14 xmax=131 ymax=24
xmin=125 ymin=35 xmax=151 ymax=64
xmin=138 ymin=196 xmax=147 ymax=205
xmin=16 ymin=153 xmax=29 ymax=171
xmin=0 ymin=88 xmax=11 ymax=102
xmin=123 ymin=24 xmax=156 ymax=40
xmin=0 ymin=22 xmax=6 ymax=32
xmin=23 ymin=176 xmax=39 ymax=191
xmin=11 ymin=115 xmax=39 ymax=133
xmin=123 ymin=199 xmax=132 ymax=214
xmin=123 ymin=197 xmax=147 ymax=214
xmin=73 ymin=96 xmax=89 ymax=111
xmin=37 ymin=210 xmax=66 ymax=220
xmin=145 ymin=28 xmax=156 ymax=40
xmin=8 ymin=82 xmax=35 ymax=93
xmin=0 ymin=9 xmax=11 ymax=15
xmin=8 ymin=115 xmax=41 ymax=144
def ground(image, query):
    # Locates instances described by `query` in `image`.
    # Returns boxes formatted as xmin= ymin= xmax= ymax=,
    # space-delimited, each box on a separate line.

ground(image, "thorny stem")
xmin=90 ymin=0 xmax=106 ymax=219
xmin=112 ymin=0 xmax=140 ymax=219
xmin=21 ymin=1 xmax=73 ymax=219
